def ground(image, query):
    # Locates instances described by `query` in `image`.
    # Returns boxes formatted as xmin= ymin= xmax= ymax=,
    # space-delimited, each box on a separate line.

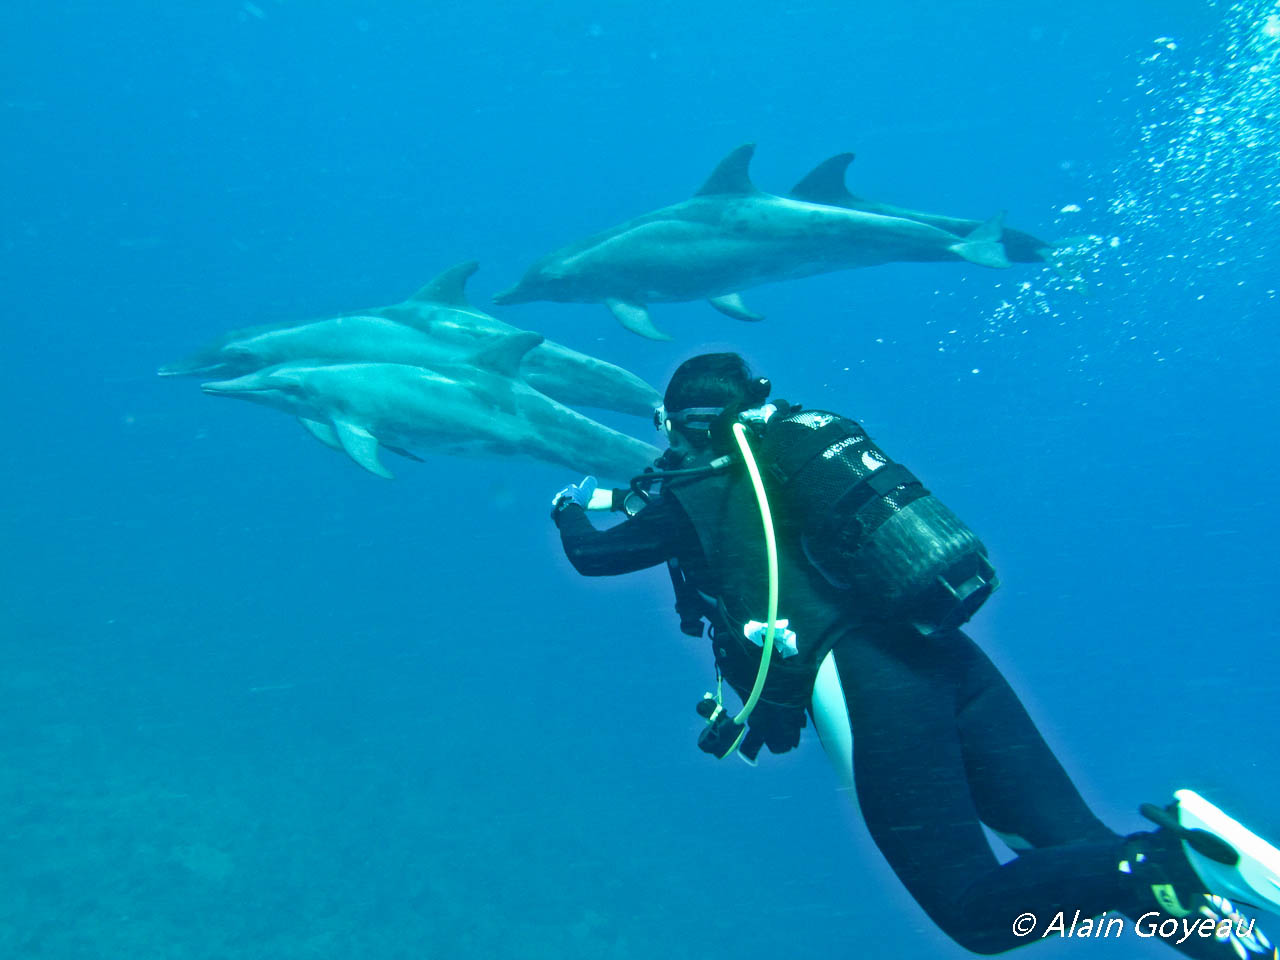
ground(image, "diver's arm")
xmin=553 ymin=497 xmax=692 ymax=576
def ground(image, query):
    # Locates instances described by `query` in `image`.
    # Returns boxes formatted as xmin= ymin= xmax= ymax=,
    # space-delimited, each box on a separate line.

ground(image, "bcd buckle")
xmin=695 ymin=694 xmax=745 ymax=759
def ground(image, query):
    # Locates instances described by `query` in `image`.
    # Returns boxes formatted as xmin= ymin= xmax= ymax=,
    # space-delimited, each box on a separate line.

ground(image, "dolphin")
xmin=492 ymin=144 xmax=1011 ymax=340
xmin=199 ymin=333 xmax=660 ymax=483
xmin=159 ymin=314 xmax=460 ymax=379
xmin=159 ymin=262 xmax=661 ymax=418
xmin=790 ymin=153 xmax=1054 ymax=264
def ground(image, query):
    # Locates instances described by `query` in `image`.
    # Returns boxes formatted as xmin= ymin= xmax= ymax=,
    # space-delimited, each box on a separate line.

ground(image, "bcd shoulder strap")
xmin=666 ymin=558 xmax=711 ymax=637
xmin=764 ymin=413 xmax=860 ymax=486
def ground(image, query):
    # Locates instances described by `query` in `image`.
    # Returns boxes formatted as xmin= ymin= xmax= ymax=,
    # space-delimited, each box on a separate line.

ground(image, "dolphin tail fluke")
xmin=707 ymin=294 xmax=765 ymax=323
xmin=408 ymin=261 xmax=479 ymax=307
xmin=605 ymin=299 xmax=672 ymax=341
xmin=332 ymin=420 xmax=394 ymax=479
xmin=949 ymin=211 xmax=1011 ymax=269
xmin=789 ymin=153 xmax=857 ymax=206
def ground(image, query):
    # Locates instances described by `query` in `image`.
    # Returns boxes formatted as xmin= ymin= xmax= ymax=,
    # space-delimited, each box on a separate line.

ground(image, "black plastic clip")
xmin=696 ymin=694 xmax=745 ymax=759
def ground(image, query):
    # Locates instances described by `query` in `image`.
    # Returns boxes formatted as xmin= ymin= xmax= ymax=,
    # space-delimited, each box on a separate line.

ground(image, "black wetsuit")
xmin=556 ymin=495 xmax=699 ymax=577
xmin=554 ymin=496 xmax=1240 ymax=958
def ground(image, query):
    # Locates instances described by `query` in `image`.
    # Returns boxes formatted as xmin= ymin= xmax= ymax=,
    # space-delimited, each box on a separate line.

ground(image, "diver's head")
xmin=655 ymin=353 xmax=771 ymax=453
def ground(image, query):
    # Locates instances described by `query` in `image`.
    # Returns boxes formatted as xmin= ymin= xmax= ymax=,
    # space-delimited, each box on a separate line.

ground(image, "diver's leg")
xmin=948 ymin=630 xmax=1117 ymax=849
xmin=831 ymin=630 xmax=1131 ymax=954
xmin=832 ymin=629 xmax=1276 ymax=957
xmin=950 ymin=633 xmax=1277 ymax=956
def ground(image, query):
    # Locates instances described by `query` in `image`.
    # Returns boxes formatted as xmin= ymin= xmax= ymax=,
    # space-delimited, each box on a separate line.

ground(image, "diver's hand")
xmin=551 ymin=476 xmax=598 ymax=514
xmin=740 ymin=700 xmax=807 ymax=761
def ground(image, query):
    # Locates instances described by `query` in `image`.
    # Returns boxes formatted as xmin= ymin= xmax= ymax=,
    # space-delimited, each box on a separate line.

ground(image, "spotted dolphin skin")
xmin=492 ymin=144 xmax=1011 ymax=340
xmin=159 ymin=262 xmax=661 ymax=418
xmin=789 ymin=153 xmax=1055 ymax=264
xmin=199 ymin=333 xmax=660 ymax=483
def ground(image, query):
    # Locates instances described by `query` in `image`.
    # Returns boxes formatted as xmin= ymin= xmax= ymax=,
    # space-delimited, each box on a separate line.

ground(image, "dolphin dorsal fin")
xmin=966 ymin=210 xmax=1006 ymax=243
xmin=790 ymin=153 xmax=856 ymax=205
xmin=407 ymin=260 xmax=479 ymax=307
xmin=694 ymin=144 xmax=760 ymax=197
xmin=469 ymin=330 xmax=545 ymax=377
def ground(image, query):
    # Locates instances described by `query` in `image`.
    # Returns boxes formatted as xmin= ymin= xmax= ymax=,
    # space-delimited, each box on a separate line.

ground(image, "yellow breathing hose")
xmin=728 ymin=421 xmax=779 ymax=737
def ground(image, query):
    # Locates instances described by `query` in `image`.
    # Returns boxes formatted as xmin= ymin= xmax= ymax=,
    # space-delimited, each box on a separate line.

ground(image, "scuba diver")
xmin=549 ymin=353 xmax=1280 ymax=958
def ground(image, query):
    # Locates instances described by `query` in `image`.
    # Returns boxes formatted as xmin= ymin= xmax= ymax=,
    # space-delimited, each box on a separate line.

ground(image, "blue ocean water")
xmin=2 ymin=1 xmax=1277 ymax=957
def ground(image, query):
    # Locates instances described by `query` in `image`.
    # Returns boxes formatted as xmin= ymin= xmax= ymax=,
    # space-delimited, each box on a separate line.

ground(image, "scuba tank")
xmin=633 ymin=401 xmax=998 ymax=639
xmin=756 ymin=407 xmax=997 ymax=637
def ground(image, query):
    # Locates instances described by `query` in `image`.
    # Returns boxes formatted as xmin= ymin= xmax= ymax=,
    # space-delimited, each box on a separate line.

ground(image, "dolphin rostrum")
xmin=160 ymin=262 xmax=661 ymax=418
xmin=492 ymin=144 xmax=1011 ymax=340
xmin=199 ymin=333 xmax=660 ymax=483
xmin=790 ymin=153 xmax=1054 ymax=264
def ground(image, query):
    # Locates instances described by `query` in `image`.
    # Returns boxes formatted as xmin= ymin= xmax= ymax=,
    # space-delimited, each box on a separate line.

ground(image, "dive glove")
xmin=551 ymin=476 xmax=598 ymax=514
xmin=739 ymin=699 xmax=807 ymax=761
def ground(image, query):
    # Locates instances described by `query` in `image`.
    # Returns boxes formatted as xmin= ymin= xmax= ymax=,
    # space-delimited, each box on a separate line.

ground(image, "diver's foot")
xmin=1121 ymin=821 xmax=1210 ymax=918
xmin=1142 ymin=791 xmax=1280 ymax=916
xmin=1121 ymin=790 xmax=1280 ymax=958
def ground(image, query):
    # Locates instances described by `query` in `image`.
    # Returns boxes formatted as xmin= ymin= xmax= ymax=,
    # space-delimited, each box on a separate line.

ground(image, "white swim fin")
xmin=1143 ymin=790 xmax=1280 ymax=916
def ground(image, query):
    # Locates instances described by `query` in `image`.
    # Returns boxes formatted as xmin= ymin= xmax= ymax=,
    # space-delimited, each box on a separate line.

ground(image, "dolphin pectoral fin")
xmin=407 ymin=260 xmax=479 ymax=307
xmin=707 ymin=294 xmax=765 ymax=322
xmin=297 ymin=417 xmax=343 ymax=451
xmin=605 ymin=299 xmax=671 ymax=341
xmin=469 ymin=330 xmax=545 ymax=376
xmin=303 ymin=417 xmax=420 ymax=461
xmin=949 ymin=211 xmax=1011 ymax=269
xmin=694 ymin=143 xmax=761 ymax=197
xmin=789 ymin=153 xmax=857 ymax=206
xmin=302 ymin=416 xmax=394 ymax=475
xmin=384 ymin=444 xmax=425 ymax=462
xmin=332 ymin=420 xmax=394 ymax=479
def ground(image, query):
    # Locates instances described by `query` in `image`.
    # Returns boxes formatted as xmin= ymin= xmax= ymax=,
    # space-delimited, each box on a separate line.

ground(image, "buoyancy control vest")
xmin=761 ymin=407 xmax=997 ymax=635
xmin=665 ymin=457 xmax=849 ymax=709
xmin=663 ymin=404 xmax=998 ymax=704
